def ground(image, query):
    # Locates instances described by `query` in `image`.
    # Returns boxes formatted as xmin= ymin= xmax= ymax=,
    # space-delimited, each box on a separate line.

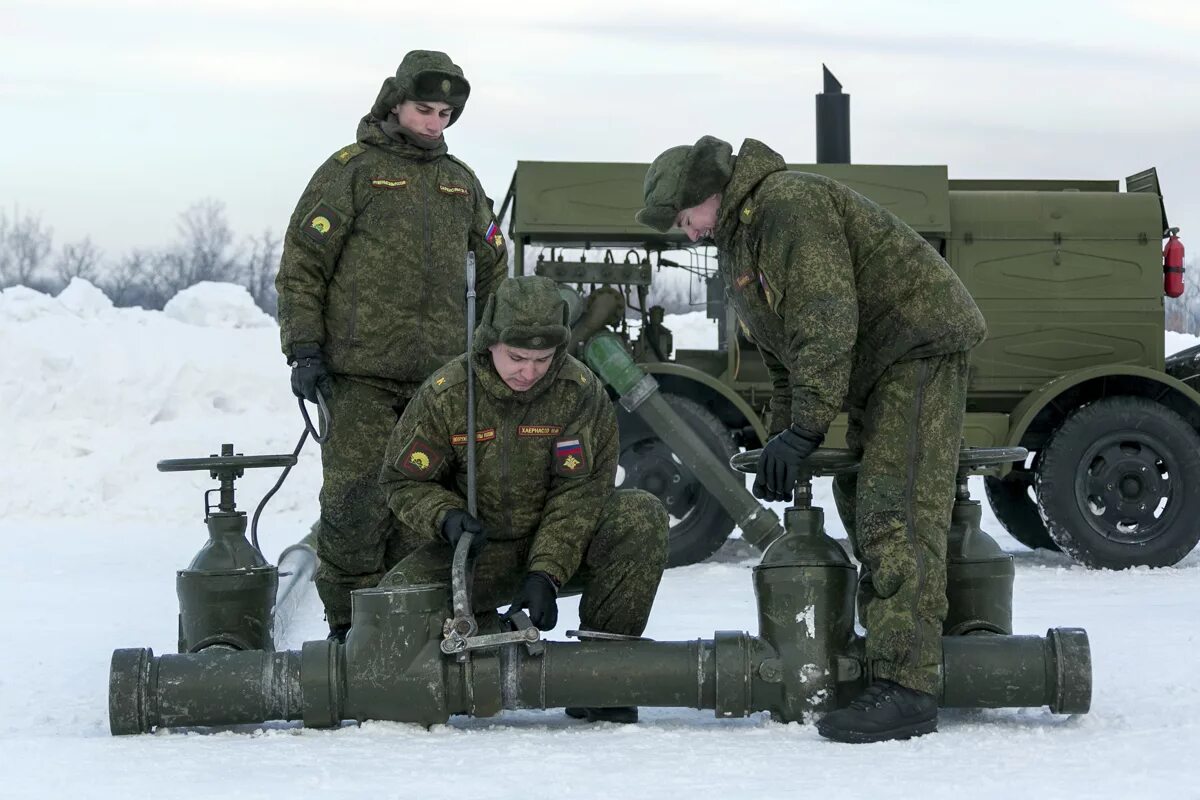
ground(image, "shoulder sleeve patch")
xmin=740 ymin=202 xmax=754 ymax=224
xmin=333 ymin=143 xmax=365 ymax=165
xmin=300 ymin=199 xmax=345 ymax=245
xmin=396 ymin=436 xmax=445 ymax=480
xmin=431 ymin=360 xmax=467 ymax=393
xmin=483 ymin=219 xmax=504 ymax=250
xmin=553 ymin=436 xmax=591 ymax=478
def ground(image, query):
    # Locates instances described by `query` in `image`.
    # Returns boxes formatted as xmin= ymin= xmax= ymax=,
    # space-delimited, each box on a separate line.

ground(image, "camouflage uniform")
xmin=638 ymin=137 xmax=987 ymax=694
xmin=378 ymin=277 xmax=668 ymax=636
xmin=275 ymin=51 xmax=508 ymax=627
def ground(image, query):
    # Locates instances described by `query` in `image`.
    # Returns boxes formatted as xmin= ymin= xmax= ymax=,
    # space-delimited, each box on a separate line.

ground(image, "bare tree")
xmin=101 ymin=249 xmax=153 ymax=306
xmin=141 ymin=199 xmax=239 ymax=305
xmin=240 ymin=228 xmax=281 ymax=316
xmin=176 ymin=199 xmax=237 ymax=284
xmin=0 ymin=206 xmax=53 ymax=287
xmin=55 ymin=237 xmax=103 ymax=285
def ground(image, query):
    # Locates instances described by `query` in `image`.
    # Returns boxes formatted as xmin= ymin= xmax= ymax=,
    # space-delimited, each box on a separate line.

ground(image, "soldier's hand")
xmin=440 ymin=509 xmax=487 ymax=557
xmin=503 ymin=572 xmax=559 ymax=630
xmin=289 ymin=343 xmax=333 ymax=404
xmin=753 ymin=424 xmax=824 ymax=502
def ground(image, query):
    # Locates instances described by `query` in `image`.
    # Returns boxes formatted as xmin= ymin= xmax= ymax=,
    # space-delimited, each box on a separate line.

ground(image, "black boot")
xmin=565 ymin=706 xmax=639 ymax=724
xmin=816 ymin=679 xmax=937 ymax=743
xmin=327 ymin=623 xmax=350 ymax=644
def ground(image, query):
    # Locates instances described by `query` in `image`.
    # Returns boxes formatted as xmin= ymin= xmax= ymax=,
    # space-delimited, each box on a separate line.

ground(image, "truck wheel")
xmin=616 ymin=393 xmax=737 ymax=567
xmin=1035 ymin=396 xmax=1200 ymax=569
xmin=983 ymin=457 xmax=1061 ymax=552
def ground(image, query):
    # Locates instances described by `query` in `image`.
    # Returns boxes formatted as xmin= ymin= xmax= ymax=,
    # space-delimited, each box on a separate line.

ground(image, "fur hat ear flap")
xmin=370 ymin=76 xmax=400 ymax=120
xmin=678 ymin=135 xmax=734 ymax=210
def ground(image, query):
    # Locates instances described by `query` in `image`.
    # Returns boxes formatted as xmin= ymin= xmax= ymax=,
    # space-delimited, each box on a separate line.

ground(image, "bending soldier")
xmin=637 ymin=136 xmax=987 ymax=743
xmin=378 ymin=276 xmax=669 ymax=724
xmin=275 ymin=50 xmax=508 ymax=641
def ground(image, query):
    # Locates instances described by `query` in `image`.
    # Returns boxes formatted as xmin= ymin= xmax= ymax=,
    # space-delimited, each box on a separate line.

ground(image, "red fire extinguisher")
xmin=1164 ymin=227 xmax=1185 ymax=298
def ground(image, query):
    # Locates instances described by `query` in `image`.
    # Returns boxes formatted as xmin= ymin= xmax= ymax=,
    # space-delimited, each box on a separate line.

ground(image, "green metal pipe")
xmin=941 ymin=628 xmax=1091 ymax=714
xmin=109 ymin=617 xmax=1090 ymax=733
xmin=109 ymin=647 xmax=303 ymax=735
xmin=584 ymin=333 xmax=784 ymax=549
xmin=500 ymin=640 xmax=720 ymax=711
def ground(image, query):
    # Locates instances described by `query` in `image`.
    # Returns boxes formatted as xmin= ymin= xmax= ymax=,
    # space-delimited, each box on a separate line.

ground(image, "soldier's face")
xmin=675 ymin=194 xmax=721 ymax=243
xmin=490 ymin=343 xmax=557 ymax=392
xmin=395 ymin=99 xmax=454 ymax=139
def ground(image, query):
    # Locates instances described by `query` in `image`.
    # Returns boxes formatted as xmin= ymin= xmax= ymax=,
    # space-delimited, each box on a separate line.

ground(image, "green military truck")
xmin=497 ymin=76 xmax=1197 ymax=572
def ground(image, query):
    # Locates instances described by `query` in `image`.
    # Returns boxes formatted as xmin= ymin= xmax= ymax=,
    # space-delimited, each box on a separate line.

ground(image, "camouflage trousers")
xmin=832 ymin=352 xmax=969 ymax=695
xmin=316 ymin=374 xmax=414 ymax=627
xmin=378 ymin=489 xmax=668 ymax=636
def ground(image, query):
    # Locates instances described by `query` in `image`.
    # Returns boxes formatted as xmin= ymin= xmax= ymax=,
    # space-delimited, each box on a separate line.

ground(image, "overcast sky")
xmin=4 ymin=0 xmax=1199 ymax=259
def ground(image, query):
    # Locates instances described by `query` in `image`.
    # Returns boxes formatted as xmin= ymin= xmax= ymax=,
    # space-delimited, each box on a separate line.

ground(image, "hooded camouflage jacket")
xmin=379 ymin=349 xmax=618 ymax=587
xmin=714 ymin=139 xmax=987 ymax=435
xmin=276 ymin=52 xmax=506 ymax=384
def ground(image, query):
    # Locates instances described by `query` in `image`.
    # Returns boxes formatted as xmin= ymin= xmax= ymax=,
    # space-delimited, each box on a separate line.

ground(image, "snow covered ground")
xmin=2 ymin=280 xmax=1199 ymax=799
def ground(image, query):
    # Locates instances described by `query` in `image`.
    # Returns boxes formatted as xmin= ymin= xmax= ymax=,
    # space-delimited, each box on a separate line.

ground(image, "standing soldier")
xmin=276 ymin=50 xmax=507 ymax=642
xmin=636 ymin=136 xmax=987 ymax=743
xmin=378 ymin=276 xmax=669 ymax=724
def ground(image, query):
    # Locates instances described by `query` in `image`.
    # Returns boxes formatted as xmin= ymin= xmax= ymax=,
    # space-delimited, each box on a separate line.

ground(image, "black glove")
xmin=753 ymin=424 xmax=824 ymax=502
xmin=289 ymin=343 xmax=333 ymax=404
xmin=503 ymin=572 xmax=559 ymax=630
xmin=440 ymin=509 xmax=487 ymax=557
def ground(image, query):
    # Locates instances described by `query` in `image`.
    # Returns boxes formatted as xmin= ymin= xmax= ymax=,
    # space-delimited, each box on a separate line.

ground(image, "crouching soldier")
xmin=378 ymin=275 xmax=669 ymax=724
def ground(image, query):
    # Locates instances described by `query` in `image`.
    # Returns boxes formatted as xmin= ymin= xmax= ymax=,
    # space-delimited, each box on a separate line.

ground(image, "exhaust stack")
xmin=816 ymin=65 xmax=850 ymax=164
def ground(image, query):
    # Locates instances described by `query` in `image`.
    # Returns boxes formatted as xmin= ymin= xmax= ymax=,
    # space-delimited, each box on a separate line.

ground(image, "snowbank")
xmin=0 ymin=280 xmax=309 ymax=524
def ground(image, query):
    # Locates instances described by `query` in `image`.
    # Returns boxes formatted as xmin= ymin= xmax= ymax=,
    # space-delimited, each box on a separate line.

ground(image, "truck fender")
xmin=1003 ymin=364 xmax=1200 ymax=461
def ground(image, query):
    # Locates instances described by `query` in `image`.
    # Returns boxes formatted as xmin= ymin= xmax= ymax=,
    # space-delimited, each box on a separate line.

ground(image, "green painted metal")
xmin=585 ymin=334 xmax=784 ymax=549
xmin=639 ymin=361 xmax=770 ymax=446
xmin=944 ymin=474 xmax=1015 ymax=636
xmin=109 ymin=598 xmax=1091 ymax=733
xmin=753 ymin=505 xmax=857 ymax=719
xmin=160 ymin=445 xmax=295 ymax=653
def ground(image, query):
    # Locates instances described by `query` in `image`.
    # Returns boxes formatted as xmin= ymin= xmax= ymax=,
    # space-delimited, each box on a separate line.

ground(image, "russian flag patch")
xmin=485 ymin=220 xmax=504 ymax=249
xmin=554 ymin=437 xmax=587 ymax=475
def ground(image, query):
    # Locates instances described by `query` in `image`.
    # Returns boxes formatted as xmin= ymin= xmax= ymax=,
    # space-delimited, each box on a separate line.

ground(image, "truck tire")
xmin=615 ymin=393 xmax=737 ymax=567
xmin=1035 ymin=396 xmax=1200 ymax=569
xmin=983 ymin=457 xmax=1061 ymax=552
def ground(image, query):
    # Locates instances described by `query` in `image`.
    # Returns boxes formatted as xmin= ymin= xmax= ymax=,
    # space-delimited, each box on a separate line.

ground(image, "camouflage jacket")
xmin=379 ymin=350 xmax=618 ymax=586
xmin=714 ymin=139 xmax=987 ymax=435
xmin=276 ymin=120 xmax=507 ymax=384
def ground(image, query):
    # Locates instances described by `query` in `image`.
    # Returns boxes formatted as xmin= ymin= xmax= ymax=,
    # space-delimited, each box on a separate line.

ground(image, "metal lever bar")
xmin=440 ymin=625 xmax=540 ymax=655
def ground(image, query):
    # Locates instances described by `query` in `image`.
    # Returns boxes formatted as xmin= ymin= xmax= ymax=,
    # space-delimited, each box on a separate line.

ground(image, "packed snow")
xmin=3 ymin=280 xmax=1199 ymax=799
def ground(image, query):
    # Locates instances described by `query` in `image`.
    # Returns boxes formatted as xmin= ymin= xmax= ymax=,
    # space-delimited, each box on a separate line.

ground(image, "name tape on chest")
xmin=370 ymin=177 xmax=408 ymax=189
xmin=439 ymin=184 xmax=470 ymax=197
xmin=518 ymin=424 xmax=563 ymax=438
xmin=451 ymin=428 xmax=497 ymax=445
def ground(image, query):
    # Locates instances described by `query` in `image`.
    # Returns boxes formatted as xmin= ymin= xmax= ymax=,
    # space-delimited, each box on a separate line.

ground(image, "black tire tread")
xmin=1035 ymin=395 xmax=1200 ymax=569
